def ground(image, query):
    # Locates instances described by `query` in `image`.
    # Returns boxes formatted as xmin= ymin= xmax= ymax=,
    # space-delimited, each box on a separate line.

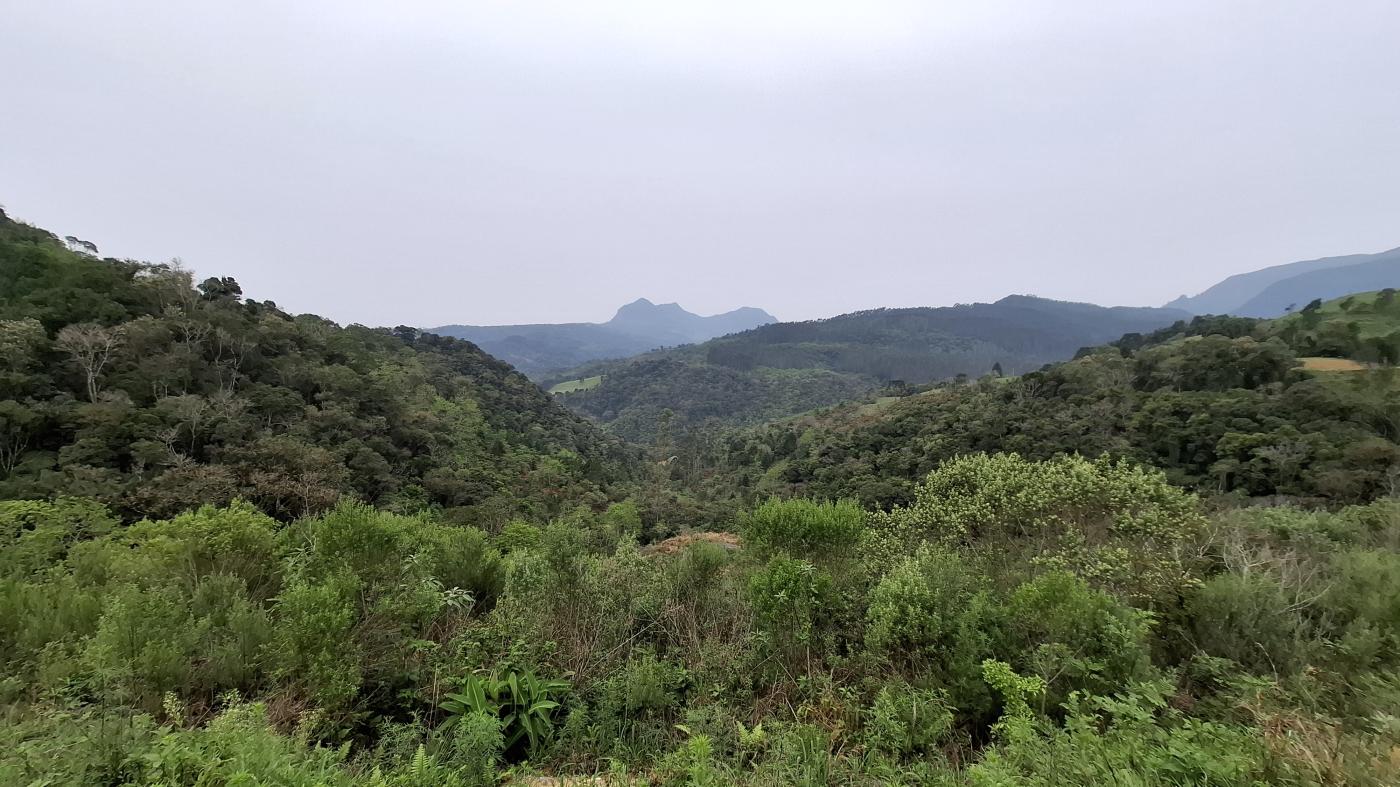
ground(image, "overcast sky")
xmin=2 ymin=1 xmax=1398 ymax=326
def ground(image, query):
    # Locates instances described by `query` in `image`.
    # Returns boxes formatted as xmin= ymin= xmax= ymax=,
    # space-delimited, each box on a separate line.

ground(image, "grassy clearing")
xmin=549 ymin=375 xmax=603 ymax=394
xmin=1298 ymin=357 xmax=1368 ymax=372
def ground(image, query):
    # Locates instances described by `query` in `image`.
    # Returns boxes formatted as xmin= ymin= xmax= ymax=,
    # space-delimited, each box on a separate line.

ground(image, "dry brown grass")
xmin=1298 ymin=357 xmax=1368 ymax=372
xmin=640 ymin=531 xmax=741 ymax=556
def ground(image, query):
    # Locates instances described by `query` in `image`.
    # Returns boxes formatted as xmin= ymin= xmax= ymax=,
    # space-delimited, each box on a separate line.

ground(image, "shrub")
xmin=1321 ymin=548 xmax=1400 ymax=670
xmin=877 ymin=454 xmax=1207 ymax=603
xmin=0 ymin=497 xmax=116 ymax=578
xmin=865 ymin=680 xmax=954 ymax=760
xmin=969 ymin=683 xmax=1275 ymax=786
xmin=740 ymin=498 xmax=864 ymax=560
xmin=1187 ymin=573 xmax=1313 ymax=675
xmin=865 ymin=548 xmax=998 ymax=715
xmin=268 ymin=572 xmax=362 ymax=711
xmin=998 ymin=571 xmax=1154 ymax=709
xmin=749 ymin=555 xmax=835 ymax=672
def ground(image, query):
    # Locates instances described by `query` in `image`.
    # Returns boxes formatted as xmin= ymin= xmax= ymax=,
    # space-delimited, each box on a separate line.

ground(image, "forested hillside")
xmin=0 ymin=208 xmax=639 ymax=526
xmin=4 ymin=207 xmax=1400 ymax=786
xmin=551 ymin=295 xmax=1186 ymax=441
xmin=703 ymin=295 xmax=1400 ymax=509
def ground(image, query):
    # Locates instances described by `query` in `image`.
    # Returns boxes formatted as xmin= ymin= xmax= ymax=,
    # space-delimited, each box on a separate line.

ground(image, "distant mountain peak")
xmin=1168 ymin=245 xmax=1400 ymax=317
xmin=611 ymin=298 xmax=691 ymax=322
xmin=608 ymin=298 xmax=776 ymax=327
xmin=430 ymin=298 xmax=777 ymax=378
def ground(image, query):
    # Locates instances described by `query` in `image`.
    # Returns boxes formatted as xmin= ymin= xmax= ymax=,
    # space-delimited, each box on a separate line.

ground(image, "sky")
xmin=2 ymin=1 xmax=1398 ymax=327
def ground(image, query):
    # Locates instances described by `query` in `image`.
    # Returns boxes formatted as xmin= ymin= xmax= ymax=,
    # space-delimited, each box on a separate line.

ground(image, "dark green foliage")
xmin=0 ymin=208 xmax=639 ymax=523
xmin=998 ymin=572 xmax=1154 ymax=710
xmin=701 ymin=296 xmax=1400 ymax=510
xmin=865 ymin=548 xmax=998 ymax=716
xmin=1188 ymin=573 xmax=1313 ymax=675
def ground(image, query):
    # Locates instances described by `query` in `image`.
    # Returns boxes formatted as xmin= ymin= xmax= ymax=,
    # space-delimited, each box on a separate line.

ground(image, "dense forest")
xmin=4 ymin=209 xmax=1400 ymax=785
xmin=548 ymin=295 xmax=1186 ymax=441
xmin=703 ymin=295 xmax=1400 ymax=510
xmin=0 ymin=208 xmax=642 ymax=528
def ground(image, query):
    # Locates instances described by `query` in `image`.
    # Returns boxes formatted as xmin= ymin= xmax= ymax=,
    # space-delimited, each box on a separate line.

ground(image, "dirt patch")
xmin=1299 ymin=355 xmax=1366 ymax=369
xmin=641 ymin=531 xmax=741 ymax=556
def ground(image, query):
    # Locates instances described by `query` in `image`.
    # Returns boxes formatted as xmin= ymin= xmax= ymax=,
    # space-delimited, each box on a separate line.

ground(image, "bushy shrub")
xmin=1187 ymin=573 xmax=1313 ymax=675
xmin=969 ymin=684 xmax=1275 ymax=787
xmin=590 ymin=653 xmax=689 ymax=757
xmin=876 ymin=453 xmax=1207 ymax=603
xmin=741 ymin=498 xmax=864 ymax=561
xmin=865 ymin=680 xmax=954 ymax=760
xmin=998 ymin=571 xmax=1155 ymax=709
xmin=269 ymin=572 xmax=362 ymax=711
xmin=749 ymin=555 xmax=836 ymax=672
xmin=865 ymin=548 xmax=998 ymax=715
xmin=0 ymin=497 xmax=116 ymax=578
xmin=1321 ymin=548 xmax=1400 ymax=670
xmin=122 ymin=500 xmax=282 ymax=597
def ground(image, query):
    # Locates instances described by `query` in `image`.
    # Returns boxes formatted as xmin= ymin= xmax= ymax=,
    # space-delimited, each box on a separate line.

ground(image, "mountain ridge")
xmin=549 ymin=295 xmax=1188 ymax=440
xmin=430 ymin=298 xmax=777 ymax=378
xmin=1167 ymin=245 xmax=1400 ymax=316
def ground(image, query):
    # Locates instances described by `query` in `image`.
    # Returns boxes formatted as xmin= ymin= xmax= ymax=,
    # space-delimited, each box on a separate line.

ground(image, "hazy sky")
xmin=3 ymin=1 xmax=1398 ymax=327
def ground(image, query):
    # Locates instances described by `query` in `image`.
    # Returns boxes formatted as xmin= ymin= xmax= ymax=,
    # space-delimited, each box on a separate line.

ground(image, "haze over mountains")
xmin=1167 ymin=245 xmax=1400 ymax=317
xmin=431 ymin=298 xmax=776 ymax=378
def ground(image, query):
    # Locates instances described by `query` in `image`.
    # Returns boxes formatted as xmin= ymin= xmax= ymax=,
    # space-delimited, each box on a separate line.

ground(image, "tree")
xmin=55 ymin=322 xmax=125 ymax=401
xmin=198 ymin=276 xmax=243 ymax=302
xmin=0 ymin=400 xmax=38 ymax=479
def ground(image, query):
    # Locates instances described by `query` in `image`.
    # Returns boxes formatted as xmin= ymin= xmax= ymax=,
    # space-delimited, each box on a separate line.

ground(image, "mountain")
xmin=0 ymin=207 xmax=638 ymax=524
xmin=548 ymin=295 xmax=1187 ymax=441
xmin=430 ymin=298 xmax=777 ymax=378
xmin=1233 ymin=254 xmax=1400 ymax=317
xmin=1167 ymin=245 xmax=1400 ymax=316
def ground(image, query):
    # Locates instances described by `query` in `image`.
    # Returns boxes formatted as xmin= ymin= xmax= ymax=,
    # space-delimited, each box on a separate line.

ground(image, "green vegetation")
xmin=704 ymin=302 xmax=1400 ymax=510
xmin=6 ymin=464 xmax=1400 ymax=784
xmin=0 ymin=207 xmax=640 ymax=527
xmin=549 ymin=375 xmax=604 ymax=394
xmin=4 ymin=209 xmax=1400 ymax=783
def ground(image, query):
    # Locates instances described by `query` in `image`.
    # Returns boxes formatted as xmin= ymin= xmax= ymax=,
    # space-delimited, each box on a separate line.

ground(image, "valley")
xmin=4 ymin=208 xmax=1400 ymax=785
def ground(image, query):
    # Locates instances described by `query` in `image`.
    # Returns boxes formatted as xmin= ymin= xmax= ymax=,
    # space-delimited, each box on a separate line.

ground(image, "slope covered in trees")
xmin=0 ymin=208 xmax=640 ymax=526
xmin=702 ymin=296 xmax=1400 ymax=510
xmin=551 ymin=295 xmax=1186 ymax=441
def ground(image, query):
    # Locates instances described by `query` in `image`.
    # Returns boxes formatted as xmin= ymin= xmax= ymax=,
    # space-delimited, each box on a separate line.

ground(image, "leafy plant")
xmin=440 ymin=669 xmax=570 ymax=759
